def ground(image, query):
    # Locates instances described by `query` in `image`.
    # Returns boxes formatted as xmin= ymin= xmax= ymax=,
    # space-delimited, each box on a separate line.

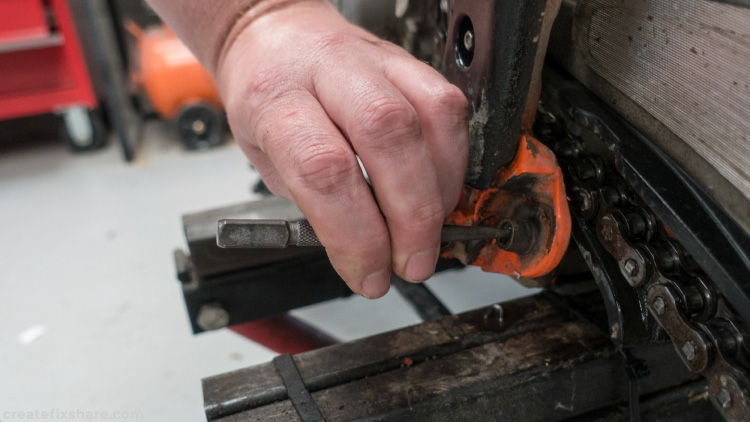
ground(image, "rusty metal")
xmin=440 ymin=0 xmax=570 ymax=283
xmin=536 ymin=66 xmax=750 ymax=421
xmin=442 ymin=136 xmax=571 ymax=283
xmin=202 ymin=292 xmax=711 ymax=421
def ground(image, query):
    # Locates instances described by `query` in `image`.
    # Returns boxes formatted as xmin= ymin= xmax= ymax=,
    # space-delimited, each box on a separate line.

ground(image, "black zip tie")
xmin=272 ymin=354 xmax=326 ymax=422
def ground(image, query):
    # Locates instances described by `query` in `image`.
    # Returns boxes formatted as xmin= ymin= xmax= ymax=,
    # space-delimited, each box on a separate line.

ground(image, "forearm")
xmin=145 ymin=0 xmax=327 ymax=74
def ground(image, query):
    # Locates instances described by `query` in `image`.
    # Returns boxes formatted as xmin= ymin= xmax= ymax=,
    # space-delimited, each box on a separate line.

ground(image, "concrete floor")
xmin=0 ymin=121 xmax=534 ymax=421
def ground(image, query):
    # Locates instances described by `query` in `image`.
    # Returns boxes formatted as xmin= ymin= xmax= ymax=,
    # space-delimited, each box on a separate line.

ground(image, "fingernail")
xmin=361 ymin=269 xmax=391 ymax=299
xmin=405 ymin=248 xmax=439 ymax=282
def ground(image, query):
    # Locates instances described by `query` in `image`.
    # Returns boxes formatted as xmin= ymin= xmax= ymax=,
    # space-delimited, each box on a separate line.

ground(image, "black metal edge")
xmin=273 ymin=354 xmax=325 ymax=422
xmin=179 ymin=253 xmax=351 ymax=334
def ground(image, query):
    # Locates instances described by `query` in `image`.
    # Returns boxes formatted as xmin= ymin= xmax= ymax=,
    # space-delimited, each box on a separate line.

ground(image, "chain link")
xmin=536 ymin=104 xmax=750 ymax=420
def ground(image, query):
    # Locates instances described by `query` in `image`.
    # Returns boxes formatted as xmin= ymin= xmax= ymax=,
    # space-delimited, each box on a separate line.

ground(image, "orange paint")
xmin=444 ymin=136 xmax=571 ymax=279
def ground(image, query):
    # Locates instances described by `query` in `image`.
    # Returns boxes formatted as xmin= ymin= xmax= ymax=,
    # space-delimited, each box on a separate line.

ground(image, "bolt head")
xmin=717 ymin=388 xmax=733 ymax=409
xmin=197 ymin=303 xmax=230 ymax=331
xmin=463 ymin=30 xmax=474 ymax=51
xmin=681 ymin=341 xmax=696 ymax=361
xmin=652 ymin=297 xmax=666 ymax=315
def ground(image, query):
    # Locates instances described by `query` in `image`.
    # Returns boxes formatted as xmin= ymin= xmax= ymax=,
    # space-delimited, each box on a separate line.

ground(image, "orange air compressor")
xmin=128 ymin=23 xmax=225 ymax=150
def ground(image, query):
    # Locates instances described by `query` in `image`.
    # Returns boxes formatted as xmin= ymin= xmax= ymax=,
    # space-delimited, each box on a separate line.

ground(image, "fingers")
xmin=241 ymin=144 xmax=293 ymax=199
xmin=383 ymin=57 xmax=470 ymax=213
xmin=315 ymin=68 xmax=445 ymax=283
xmin=251 ymin=91 xmax=393 ymax=298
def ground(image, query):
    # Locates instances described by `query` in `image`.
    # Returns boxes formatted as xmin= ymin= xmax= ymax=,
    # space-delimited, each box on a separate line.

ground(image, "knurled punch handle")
xmin=288 ymin=220 xmax=322 ymax=247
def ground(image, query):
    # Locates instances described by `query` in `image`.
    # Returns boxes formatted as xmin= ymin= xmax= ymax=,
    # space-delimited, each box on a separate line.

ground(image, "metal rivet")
xmin=717 ymin=388 xmax=733 ymax=409
xmin=652 ymin=297 xmax=666 ymax=315
xmin=681 ymin=341 xmax=696 ymax=361
xmin=623 ymin=258 xmax=639 ymax=276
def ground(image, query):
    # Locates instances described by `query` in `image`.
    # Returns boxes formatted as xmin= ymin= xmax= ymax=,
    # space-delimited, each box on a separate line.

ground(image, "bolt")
xmin=681 ymin=341 xmax=696 ymax=361
xmin=463 ymin=29 xmax=474 ymax=52
xmin=652 ymin=297 xmax=666 ymax=315
xmin=197 ymin=303 xmax=230 ymax=331
xmin=717 ymin=388 xmax=733 ymax=409
xmin=623 ymin=258 xmax=639 ymax=276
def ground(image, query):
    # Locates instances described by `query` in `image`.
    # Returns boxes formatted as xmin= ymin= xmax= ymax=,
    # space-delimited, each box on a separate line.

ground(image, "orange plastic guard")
xmin=443 ymin=135 xmax=571 ymax=281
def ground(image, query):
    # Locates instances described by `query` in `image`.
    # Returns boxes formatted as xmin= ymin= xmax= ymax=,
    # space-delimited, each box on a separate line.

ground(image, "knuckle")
xmin=357 ymin=98 xmax=420 ymax=153
xmin=245 ymin=65 xmax=286 ymax=101
xmin=428 ymin=84 xmax=468 ymax=118
xmin=250 ymin=94 xmax=310 ymax=152
xmin=226 ymin=67 xmax=294 ymax=144
xmin=361 ymin=98 xmax=417 ymax=134
xmin=310 ymin=31 xmax=348 ymax=53
xmin=293 ymin=143 xmax=358 ymax=196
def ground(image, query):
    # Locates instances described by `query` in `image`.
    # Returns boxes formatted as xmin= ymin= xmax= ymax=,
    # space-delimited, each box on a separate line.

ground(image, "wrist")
xmin=214 ymin=0 xmax=333 ymax=73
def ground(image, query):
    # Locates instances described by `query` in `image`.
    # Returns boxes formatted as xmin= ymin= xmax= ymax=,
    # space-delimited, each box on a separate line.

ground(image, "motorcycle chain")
xmin=534 ymin=102 xmax=750 ymax=421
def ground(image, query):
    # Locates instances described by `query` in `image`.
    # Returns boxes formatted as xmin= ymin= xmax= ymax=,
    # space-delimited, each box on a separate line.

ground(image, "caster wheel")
xmin=176 ymin=102 xmax=225 ymax=150
xmin=60 ymin=107 xmax=107 ymax=152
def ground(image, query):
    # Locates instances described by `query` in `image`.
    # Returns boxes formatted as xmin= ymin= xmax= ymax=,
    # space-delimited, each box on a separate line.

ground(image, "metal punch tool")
xmin=216 ymin=219 xmax=514 ymax=249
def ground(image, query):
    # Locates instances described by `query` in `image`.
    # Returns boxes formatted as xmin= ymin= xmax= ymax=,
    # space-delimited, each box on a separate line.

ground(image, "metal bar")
xmin=203 ymin=293 xmax=699 ymax=421
xmin=391 ymin=275 xmax=451 ymax=321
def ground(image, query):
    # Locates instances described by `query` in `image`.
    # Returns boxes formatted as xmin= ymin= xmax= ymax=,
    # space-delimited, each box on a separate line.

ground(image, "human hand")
xmin=216 ymin=0 xmax=469 ymax=298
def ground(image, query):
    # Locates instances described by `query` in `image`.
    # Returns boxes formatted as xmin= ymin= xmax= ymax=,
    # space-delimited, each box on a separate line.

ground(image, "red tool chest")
xmin=0 ymin=0 xmax=101 ymax=148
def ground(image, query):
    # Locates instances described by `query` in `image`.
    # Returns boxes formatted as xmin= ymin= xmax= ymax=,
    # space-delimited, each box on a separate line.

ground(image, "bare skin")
xmin=148 ymin=0 xmax=469 ymax=298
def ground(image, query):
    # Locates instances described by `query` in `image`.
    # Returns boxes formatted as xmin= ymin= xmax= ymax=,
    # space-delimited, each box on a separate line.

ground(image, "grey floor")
xmin=0 ymin=121 xmax=535 ymax=421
